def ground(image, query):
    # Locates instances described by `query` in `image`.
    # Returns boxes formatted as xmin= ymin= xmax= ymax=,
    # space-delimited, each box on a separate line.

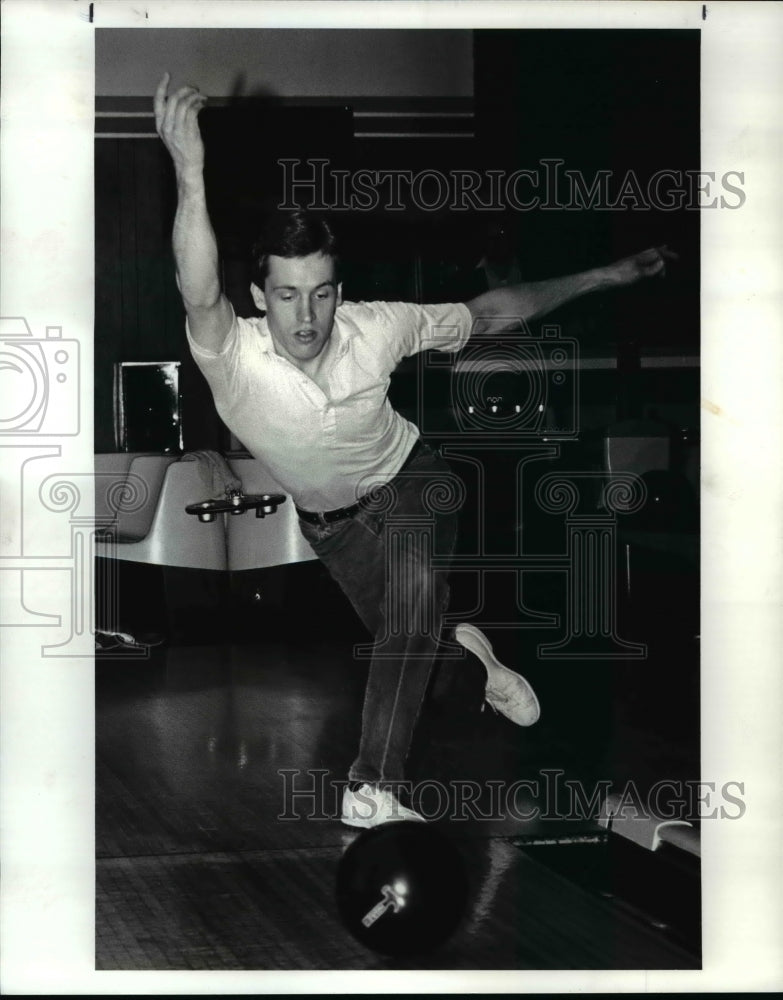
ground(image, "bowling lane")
xmin=96 ymin=601 xmax=700 ymax=970
xmin=97 ymin=825 xmax=698 ymax=969
xmin=95 ymin=629 xmax=602 ymax=860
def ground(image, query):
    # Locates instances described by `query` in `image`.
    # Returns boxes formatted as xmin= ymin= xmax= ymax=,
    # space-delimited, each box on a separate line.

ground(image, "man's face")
xmin=252 ymin=252 xmax=342 ymax=369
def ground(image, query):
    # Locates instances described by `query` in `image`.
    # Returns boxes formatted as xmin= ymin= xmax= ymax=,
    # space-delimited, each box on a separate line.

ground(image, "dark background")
xmin=95 ymin=30 xmax=700 ymax=454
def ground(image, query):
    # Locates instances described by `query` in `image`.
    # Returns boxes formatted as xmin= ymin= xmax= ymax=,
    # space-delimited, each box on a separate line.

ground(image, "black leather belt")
xmin=296 ymin=438 xmax=426 ymax=526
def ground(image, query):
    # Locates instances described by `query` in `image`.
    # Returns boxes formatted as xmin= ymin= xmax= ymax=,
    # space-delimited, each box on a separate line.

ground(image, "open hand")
xmin=153 ymin=72 xmax=208 ymax=179
xmin=609 ymin=245 xmax=680 ymax=287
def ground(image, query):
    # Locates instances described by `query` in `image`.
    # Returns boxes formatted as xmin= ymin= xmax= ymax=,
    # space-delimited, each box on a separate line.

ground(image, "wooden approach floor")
xmin=96 ymin=573 xmax=700 ymax=972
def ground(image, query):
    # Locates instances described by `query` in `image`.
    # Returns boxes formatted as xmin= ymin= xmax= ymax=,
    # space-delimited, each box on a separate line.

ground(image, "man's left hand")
xmin=607 ymin=245 xmax=680 ymax=288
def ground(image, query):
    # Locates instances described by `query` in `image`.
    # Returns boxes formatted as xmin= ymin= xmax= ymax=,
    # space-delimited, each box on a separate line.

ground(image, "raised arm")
xmin=154 ymin=73 xmax=233 ymax=352
xmin=466 ymin=246 xmax=678 ymax=326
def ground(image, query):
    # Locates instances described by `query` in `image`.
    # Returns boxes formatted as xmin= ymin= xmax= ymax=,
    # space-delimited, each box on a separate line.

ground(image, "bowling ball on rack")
xmin=336 ymin=821 xmax=470 ymax=956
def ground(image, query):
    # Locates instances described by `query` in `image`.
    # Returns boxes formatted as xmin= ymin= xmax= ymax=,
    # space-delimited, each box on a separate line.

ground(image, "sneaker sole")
xmin=341 ymin=812 xmax=424 ymax=828
xmin=455 ymin=624 xmax=541 ymax=726
xmin=341 ymin=787 xmax=427 ymax=828
xmin=341 ymin=814 xmax=376 ymax=829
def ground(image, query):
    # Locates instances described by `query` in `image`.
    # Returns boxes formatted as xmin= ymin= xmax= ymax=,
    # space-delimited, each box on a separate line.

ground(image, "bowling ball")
xmin=336 ymin=821 xmax=470 ymax=956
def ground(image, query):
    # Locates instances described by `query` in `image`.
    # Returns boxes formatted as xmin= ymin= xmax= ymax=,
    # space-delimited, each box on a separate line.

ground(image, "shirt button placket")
xmin=323 ymin=402 xmax=337 ymax=443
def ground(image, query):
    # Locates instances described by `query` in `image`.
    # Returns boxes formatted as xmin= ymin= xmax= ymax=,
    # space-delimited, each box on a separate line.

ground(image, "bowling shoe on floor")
xmin=341 ymin=783 xmax=426 ymax=828
xmin=453 ymin=623 xmax=540 ymax=727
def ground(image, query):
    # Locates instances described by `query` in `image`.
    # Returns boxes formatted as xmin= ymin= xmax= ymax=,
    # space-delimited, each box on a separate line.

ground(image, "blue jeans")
xmin=297 ymin=442 xmax=460 ymax=785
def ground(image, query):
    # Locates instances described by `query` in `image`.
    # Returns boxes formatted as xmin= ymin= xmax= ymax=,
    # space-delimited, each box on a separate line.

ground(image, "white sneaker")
xmin=341 ymin=783 xmax=426 ymax=828
xmin=454 ymin=624 xmax=541 ymax=727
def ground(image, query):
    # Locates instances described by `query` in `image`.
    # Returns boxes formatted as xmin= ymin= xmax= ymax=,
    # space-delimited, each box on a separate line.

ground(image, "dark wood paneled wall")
xmin=95 ymin=138 xmax=225 ymax=453
xmin=94 ymin=31 xmax=700 ymax=454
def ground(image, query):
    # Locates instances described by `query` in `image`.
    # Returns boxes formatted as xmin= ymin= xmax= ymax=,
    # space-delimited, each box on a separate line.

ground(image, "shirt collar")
xmin=255 ymin=308 xmax=354 ymax=358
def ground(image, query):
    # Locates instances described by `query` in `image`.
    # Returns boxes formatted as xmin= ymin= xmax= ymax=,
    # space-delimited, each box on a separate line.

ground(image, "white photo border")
xmin=1 ymin=0 xmax=781 ymax=993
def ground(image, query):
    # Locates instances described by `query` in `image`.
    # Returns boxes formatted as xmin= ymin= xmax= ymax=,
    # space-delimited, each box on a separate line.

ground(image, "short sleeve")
xmin=184 ymin=305 xmax=255 ymax=401
xmin=185 ymin=302 xmax=240 ymax=362
xmin=344 ymin=300 xmax=472 ymax=367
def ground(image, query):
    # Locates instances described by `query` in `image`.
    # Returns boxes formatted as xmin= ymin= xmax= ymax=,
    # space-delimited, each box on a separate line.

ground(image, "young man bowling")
xmin=154 ymin=74 xmax=675 ymax=828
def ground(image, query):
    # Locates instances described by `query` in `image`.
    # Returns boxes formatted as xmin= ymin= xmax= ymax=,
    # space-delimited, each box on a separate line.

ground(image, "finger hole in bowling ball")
xmin=336 ymin=821 xmax=470 ymax=957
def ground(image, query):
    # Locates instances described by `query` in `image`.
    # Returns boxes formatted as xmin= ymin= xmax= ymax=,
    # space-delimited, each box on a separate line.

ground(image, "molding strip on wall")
xmin=95 ymin=96 xmax=475 ymax=139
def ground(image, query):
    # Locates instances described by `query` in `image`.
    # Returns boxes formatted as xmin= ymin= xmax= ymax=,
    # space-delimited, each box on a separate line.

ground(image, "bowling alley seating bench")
xmin=94 ymin=453 xmax=317 ymax=641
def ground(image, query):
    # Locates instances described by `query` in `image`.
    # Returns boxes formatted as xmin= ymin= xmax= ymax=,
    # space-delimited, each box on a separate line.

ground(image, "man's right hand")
xmin=154 ymin=72 xmax=207 ymax=181
xmin=153 ymin=72 xmax=232 ymax=352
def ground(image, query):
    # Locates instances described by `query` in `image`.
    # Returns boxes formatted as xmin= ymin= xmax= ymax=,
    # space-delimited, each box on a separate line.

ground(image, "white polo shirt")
xmin=187 ymin=299 xmax=472 ymax=511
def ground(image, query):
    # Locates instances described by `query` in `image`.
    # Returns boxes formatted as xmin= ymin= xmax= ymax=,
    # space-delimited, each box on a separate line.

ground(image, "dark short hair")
xmin=251 ymin=211 xmax=340 ymax=287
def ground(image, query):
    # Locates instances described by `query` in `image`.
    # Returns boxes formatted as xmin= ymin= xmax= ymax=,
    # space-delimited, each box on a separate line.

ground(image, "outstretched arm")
xmin=154 ymin=73 xmax=233 ymax=352
xmin=466 ymin=246 xmax=678 ymax=326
